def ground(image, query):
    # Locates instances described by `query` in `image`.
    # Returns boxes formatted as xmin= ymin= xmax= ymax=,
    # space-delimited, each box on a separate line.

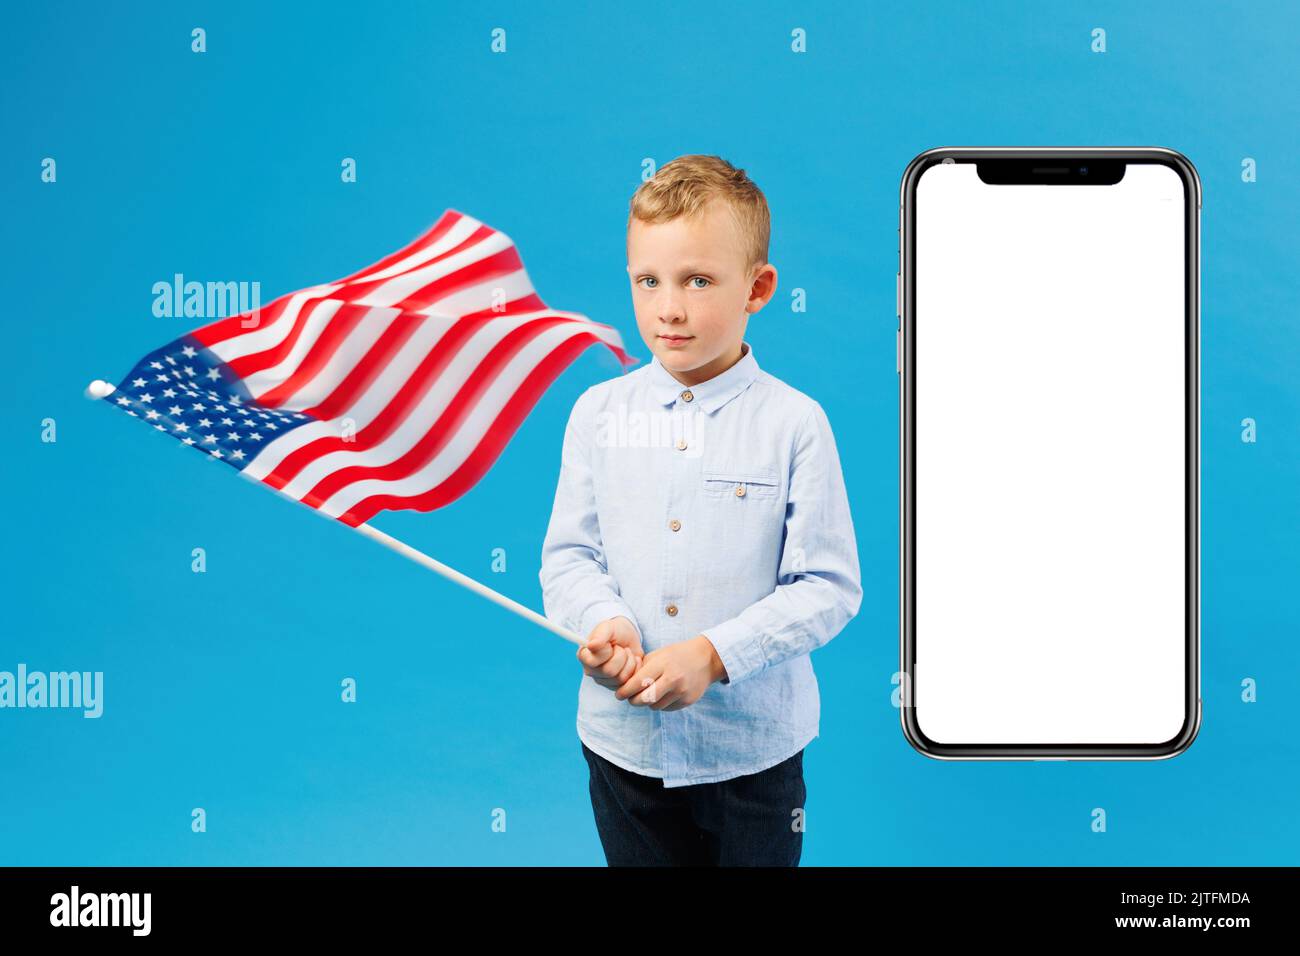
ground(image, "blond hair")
xmin=628 ymin=154 xmax=770 ymax=270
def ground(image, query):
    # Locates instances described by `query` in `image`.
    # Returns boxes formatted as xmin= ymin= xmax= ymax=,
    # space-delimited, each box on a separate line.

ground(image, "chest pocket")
xmin=702 ymin=468 xmax=781 ymax=499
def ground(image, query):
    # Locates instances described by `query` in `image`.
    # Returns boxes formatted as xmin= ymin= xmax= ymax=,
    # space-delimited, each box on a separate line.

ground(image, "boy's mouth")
xmin=658 ymin=334 xmax=693 ymax=347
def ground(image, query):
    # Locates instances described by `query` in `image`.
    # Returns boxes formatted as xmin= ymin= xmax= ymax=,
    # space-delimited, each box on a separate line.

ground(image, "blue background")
xmin=2 ymin=1 xmax=1296 ymax=865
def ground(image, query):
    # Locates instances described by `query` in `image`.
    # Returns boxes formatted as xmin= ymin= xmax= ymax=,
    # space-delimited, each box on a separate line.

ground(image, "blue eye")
xmin=640 ymin=277 xmax=658 ymax=289
xmin=691 ymin=277 xmax=710 ymax=288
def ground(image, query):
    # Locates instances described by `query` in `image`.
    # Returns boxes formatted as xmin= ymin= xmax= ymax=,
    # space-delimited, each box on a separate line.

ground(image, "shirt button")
xmin=681 ymin=389 xmax=694 ymax=402
xmin=666 ymin=603 xmax=678 ymax=616
xmin=669 ymin=518 xmax=681 ymax=532
xmin=675 ymin=438 xmax=688 ymax=450
xmin=735 ymin=484 xmax=747 ymax=497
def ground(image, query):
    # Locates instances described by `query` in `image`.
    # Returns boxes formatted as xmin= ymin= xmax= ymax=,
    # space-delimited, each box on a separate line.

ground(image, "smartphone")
xmin=898 ymin=147 xmax=1200 ymax=759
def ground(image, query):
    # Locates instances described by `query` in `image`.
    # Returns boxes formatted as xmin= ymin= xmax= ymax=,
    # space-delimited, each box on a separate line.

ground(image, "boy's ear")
xmin=747 ymin=262 xmax=778 ymax=312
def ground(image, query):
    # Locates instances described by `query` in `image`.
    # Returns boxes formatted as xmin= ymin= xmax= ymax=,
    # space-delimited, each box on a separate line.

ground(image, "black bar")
xmin=975 ymin=157 xmax=1127 ymax=184
xmin=0 ymin=865 xmax=1290 ymax=940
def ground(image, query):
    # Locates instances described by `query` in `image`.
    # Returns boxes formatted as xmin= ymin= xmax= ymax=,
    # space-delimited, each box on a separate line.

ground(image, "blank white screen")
xmin=915 ymin=161 xmax=1187 ymax=745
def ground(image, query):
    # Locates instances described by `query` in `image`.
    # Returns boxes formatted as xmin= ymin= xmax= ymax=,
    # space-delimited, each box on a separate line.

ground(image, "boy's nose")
xmin=657 ymin=294 xmax=686 ymax=322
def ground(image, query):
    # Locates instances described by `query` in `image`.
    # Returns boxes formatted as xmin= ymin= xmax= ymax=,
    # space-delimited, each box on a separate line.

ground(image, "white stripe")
xmin=231 ymin=268 xmax=542 ymax=415
xmin=205 ymin=215 xmax=489 ymax=366
xmin=240 ymin=312 xmax=456 ymax=480
xmin=208 ymin=286 xmax=338 ymax=364
xmin=406 ymin=269 xmax=539 ymax=317
xmin=316 ymin=321 xmax=625 ymax=518
xmin=343 ymin=214 xmax=484 ymax=285
xmin=274 ymin=315 xmax=575 ymax=501
xmin=243 ymin=311 xmax=560 ymax=479
xmin=256 ymin=305 xmax=403 ymax=412
xmin=244 ymin=308 xmax=588 ymax=481
xmin=355 ymin=231 xmax=520 ymax=309
xmin=240 ymin=298 xmax=345 ymax=399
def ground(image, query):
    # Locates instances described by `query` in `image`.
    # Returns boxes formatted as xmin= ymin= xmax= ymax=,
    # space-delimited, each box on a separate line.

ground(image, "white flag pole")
xmin=353 ymin=522 xmax=584 ymax=646
xmin=85 ymin=378 xmax=586 ymax=648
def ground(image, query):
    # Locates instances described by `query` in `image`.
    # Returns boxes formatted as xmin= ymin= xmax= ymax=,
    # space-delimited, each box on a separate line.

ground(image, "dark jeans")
xmin=581 ymin=740 xmax=806 ymax=866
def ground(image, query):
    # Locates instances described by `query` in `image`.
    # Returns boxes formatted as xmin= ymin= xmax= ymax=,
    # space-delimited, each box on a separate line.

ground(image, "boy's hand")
xmin=615 ymin=635 xmax=727 ymax=711
xmin=577 ymin=616 xmax=645 ymax=691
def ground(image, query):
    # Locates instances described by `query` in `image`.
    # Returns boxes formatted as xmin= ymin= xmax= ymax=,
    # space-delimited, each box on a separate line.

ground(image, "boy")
xmin=538 ymin=154 xmax=862 ymax=866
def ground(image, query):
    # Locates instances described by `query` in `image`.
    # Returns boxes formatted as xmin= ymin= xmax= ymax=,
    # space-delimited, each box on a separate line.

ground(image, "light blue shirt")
xmin=538 ymin=340 xmax=862 ymax=787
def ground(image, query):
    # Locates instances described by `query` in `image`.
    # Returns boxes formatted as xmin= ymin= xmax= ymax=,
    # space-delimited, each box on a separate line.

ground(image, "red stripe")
xmin=326 ymin=240 xmax=525 ymax=315
xmin=226 ymin=296 xmax=334 ymax=380
xmin=261 ymin=312 xmax=500 ymax=489
xmin=298 ymin=295 xmax=577 ymax=420
xmin=191 ymin=293 xmax=296 ymax=348
xmin=262 ymin=301 xmax=609 ymax=487
xmin=255 ymin=302 xmax=372 ymax=408
xmin=335 ymin=331 xmax=609 ymax=527
xmin=302 ymin=312 xmax=428 ymax=421
xmin=337 ymin=209 xmax=465 ymax=284
xmin=325 ymin=224 xmax=501 ymax=307
xmin=225 ymin=232 xmax=522 ymax=382
xmin=286 ymin=315 xmax=578 ymax=501
xmin=395 ymin=244 xmax=527 ymax=314
xmin=189 ymin=210 xmax=488 ymax=350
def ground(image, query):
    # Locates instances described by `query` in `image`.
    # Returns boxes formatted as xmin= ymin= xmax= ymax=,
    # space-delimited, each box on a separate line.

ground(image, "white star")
xmin=230 ymin=449 xmax=245 ymax=460
xmin=181 ymin=437 xmax=195 ymax=445
xmin=265 ymin=422 xmax=278 ymax=431
xmin=210 ymin=448 xmax=224 ymax=459
xmin=155 ymin=374 xmax=170 ymax=382
xmin=183 ymin=366 xmax=196 ymax=377
xmin=220 ymin=417 xmax=234 ymax=426
xmin=202 ymin=434 xmax=217 ymax=444
xmin=162 ymin=388 xmax=176 ymax=398
xmin=132 ymin=378 xmax=147 ymax=388
xmin=226 ymin=431 xmax=240 ymax=441
xmin=197 ymin=418 xmax=212 ymax=428
xmin=115 ymin=397 xmax=131 ymax=406
xmin=168 ymin=405 xmax=182 ymax=416
xmin=138 ymin=393 xmax=154 ymax=404
xmin=174 ymin=422 xmax=189 ymax=433
xmin=164 ymin=355 xmax=177 ymax=365
xmin=213 ymin=404 xmax=227 ymax=413
xmin=126 ymin=410 xmax=137 ymax=417
xmin=206 ymin=368 xmax=221 ymax=381
xmin=249 ymin=433 xmax=263 ymax=441
xmin=182 ymin=345 xmax=197 ymax=358
xmin=192 ymin=403 xmax=206 ymax=412
xmin=149 ymin=361 xmax=164 ymax=370
xmin=154 ymin=424 xmax=166 ymax=432
xmin=145 ymin=409 xmax=161 ymax=420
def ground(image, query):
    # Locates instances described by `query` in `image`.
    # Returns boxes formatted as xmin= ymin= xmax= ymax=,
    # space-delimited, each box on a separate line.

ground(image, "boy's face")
xmin=626 ymin=199 xmax=777 ymax=386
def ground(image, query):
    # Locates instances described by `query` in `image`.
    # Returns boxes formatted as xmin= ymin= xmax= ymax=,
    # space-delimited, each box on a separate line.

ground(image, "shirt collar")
xmin=647 ymin=341 xmax=761 ymax=414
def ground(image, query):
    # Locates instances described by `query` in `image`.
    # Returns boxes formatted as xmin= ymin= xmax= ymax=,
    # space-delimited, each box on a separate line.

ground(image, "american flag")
xmin=100 ymin=209 xmax=637 ymax=527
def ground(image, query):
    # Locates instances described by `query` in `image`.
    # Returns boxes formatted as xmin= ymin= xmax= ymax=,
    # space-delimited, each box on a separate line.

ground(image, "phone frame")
xmin=898 ymin=146 xmax=1202 ymax=760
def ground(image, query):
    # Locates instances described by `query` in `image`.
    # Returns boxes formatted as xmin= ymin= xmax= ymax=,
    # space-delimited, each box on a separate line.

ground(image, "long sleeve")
xmin=538 ymin=390 xmax=643 ymax=643
xmin=701 ymin=401 xmax=862 ymax=685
